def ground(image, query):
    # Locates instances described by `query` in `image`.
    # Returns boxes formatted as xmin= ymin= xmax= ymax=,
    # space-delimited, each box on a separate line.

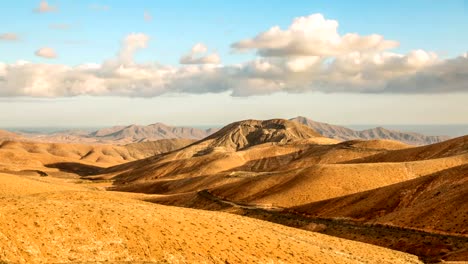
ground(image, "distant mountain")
xmin=1 ymin=118 xmax=452 ymax=145
xmin=4 ymin=123 xmax=217 ymax=144
xmin=291 ymin=116 xmax=450 ymax=145
xmin=90 ymin=123 xmax=213 ymax=142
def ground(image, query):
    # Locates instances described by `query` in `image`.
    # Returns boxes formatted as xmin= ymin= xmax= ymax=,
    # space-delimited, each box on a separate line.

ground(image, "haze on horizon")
xmin=1 ymin=0 xmax=467 ymax=127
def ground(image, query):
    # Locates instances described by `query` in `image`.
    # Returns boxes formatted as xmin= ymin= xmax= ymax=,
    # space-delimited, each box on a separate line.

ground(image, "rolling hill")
xmin=101 ymin=120 xmax=466 ymax=210
xmin=291 ymin=164 xmax=468 ymax=235
xmin=0 ymin=138 xmax=194 ymax=174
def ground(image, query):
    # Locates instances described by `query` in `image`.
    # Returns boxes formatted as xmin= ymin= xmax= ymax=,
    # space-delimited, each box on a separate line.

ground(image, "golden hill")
xmin=103 ymin=121 xmax=464 ymax=210
xmin=0 ymin=172 xmax=422 ymax=264
xmin=0 ymin=139 xmax=194 ymax=173
xmin=290 ymin=164 xmax=468 ymax=236
xmin=347 ymin=135 xmax=468 ymax=163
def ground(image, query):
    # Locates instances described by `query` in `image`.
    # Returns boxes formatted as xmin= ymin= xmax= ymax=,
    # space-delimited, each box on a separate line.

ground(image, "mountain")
xmin=90 ymin=123 xmax=212 ymax=141
xmin=97 ymin=127 xmax=467 ymax=262
xmin=7 ymin=123 xmax=217 ymax=144
xmin=201 ymin=119 xmax=322 ymax=151
xmin=3 ymin=117 xmax=450 ymax=145
xmin=291 ymin=116 xmax=450 ymax=145
xmin=102 ymin=121 xmax=466 ymax=207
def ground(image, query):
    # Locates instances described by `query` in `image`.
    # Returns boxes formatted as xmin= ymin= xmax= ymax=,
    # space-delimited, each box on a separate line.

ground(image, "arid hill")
xmin=347 ymin=135 xmax=468 ymax=163
xmin=99 ymin=119 xmax=325 ymax=182
xmin=0 ymin=139 xmax=194 ymax=174
xmin=291 ymin=164 xmax=468 ymax=236
xmin=102 ymin=120 xmax=465 ymax=210
xmin=201 ymin=119 xmax=322 ymax=151
xmin=291 ymin=116 xmax=450 ymax=145
xmin=0 ymin=172 xmax=422 ymax=264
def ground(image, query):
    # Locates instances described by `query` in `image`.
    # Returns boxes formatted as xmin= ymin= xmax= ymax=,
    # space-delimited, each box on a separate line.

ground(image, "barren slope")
xmin=105 ymin=123 xmax=466 ymax=209
xmin=0 ymin=139 xmax=193 ymax=172
xmin=0 ymin=173 xmax=422 ymax=264
xmin=348 ymin=135 xmax=468 ymax=163
xmin=208 ymin=155 xmax=468 ymax=207
xmin=291 ymin=164 xmax=468 ymax=236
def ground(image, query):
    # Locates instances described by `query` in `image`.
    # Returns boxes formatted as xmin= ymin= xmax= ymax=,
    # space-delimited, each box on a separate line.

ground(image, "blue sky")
xmin=2 ymin=0 xmax=467 ymax=64
xmin=0 ymin=1 xmax=467 ymax=127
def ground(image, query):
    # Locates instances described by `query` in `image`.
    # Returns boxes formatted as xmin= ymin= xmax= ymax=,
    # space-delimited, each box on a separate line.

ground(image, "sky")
xmin=0 ymin=0 xmax=467 ymax=127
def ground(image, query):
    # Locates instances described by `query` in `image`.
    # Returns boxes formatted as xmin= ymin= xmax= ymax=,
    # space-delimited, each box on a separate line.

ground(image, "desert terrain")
xmin=0 ymin=118 xmax=466 ymax=263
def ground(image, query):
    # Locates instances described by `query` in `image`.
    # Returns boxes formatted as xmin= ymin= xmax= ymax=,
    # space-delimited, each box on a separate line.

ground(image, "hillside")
xmin=0 ymin=139 xmax=194 ymax=173
xmin=347 ymin=135 xmax=468 ymax=163
xmin=291 ymin=116 xmax=450 ymax=145
xmin=0 ymin=172 xmax=422 ymax=264
xmin=103 ymin=120 xmax=466 ymax=209
xmin=291 ymin=164 xmax=468 ymax=236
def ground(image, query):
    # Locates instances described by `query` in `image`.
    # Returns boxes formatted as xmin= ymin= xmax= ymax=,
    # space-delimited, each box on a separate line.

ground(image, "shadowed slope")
xmin=347 ymin=135 xmax=468 ymax=163
xmin=291 ymin=164 xmax=468 ymax=236
xmin=208 ymin=155 xmax=467 ymax=207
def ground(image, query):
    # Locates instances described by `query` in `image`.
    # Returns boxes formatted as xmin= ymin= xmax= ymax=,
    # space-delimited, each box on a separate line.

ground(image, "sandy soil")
xmin=0 ymin=173 xmax=422 ymax=264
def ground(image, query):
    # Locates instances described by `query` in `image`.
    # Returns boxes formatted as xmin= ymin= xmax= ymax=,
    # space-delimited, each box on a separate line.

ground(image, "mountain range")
xmin=2 ymin=117 xmax=451 ymax=145
xmin=290 ymin=116 xmax=450 ymax=145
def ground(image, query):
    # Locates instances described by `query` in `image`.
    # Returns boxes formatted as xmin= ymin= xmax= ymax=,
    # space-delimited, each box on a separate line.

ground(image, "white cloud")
xmin=0 ymin=33 xmax=20 ymax=41
xmin=144 ymin=11 xmax=153 ymax=22
xmin=35 ymin=47 xmax=57 ymax=59
xmin=0 ymin=14 xmax=467 ymax=98
xmin=114 ymin=33 xmax=150 ymax=65
xmin=34 ymin=1 xmax=57 ymax=13
xmin=180 ymin=43 xmax=221 ymax=64
xmin=232 ymin=14 xmax=399 ymax=57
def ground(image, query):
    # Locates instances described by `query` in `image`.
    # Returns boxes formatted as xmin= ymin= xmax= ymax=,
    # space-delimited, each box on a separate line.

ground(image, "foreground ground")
xmin=0 ymin=172 xmax=422 ymax=264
